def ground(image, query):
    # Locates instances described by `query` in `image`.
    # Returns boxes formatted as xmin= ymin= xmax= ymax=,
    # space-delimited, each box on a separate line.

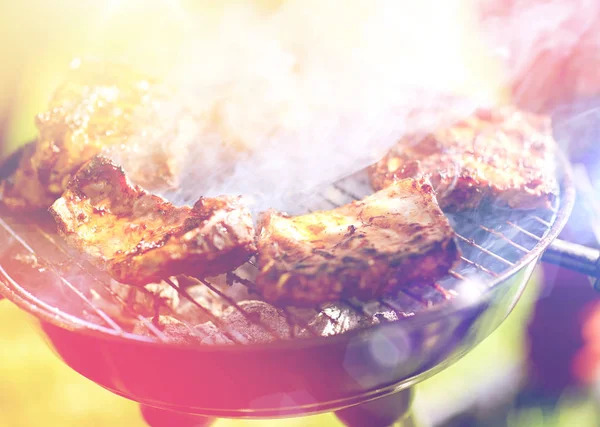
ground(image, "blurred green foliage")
xmin=505 ymin=393 xmax=600 ymax=427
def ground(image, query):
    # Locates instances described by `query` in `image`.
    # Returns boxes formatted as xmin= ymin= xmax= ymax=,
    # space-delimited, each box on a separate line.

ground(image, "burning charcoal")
xmin=286 ymin=307 xmax=319 ymax=323
xmin=220 ymin=300 xmax=292 ymax=344
xmin=132 ymin=315 xmax=203 ymax=345
xmin=281 ymin=307 xmax=326 ymax=338
xmin=174 ymin=275 xmax=253 ymax=324
xmin=103 ymin=280 xmax=180 ymax=318
xmin=371 ymin=311 xmax=400 ymax=324
xmin=195 ymin=321 xmax=234 ymax=345
xmin=305 ymin=304 xmax=375 ymax=337
xmin=176 ymin=283 xmax=227 ymax=324
xmin=361 ymin=301 xmax=401 ymax=324
xmin=89 ymin=280 xmax=182 ymax=330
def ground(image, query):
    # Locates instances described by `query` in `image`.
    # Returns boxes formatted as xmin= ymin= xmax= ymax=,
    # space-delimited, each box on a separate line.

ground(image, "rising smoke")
xmin=107 ymin=0 xmax=495 ymax=213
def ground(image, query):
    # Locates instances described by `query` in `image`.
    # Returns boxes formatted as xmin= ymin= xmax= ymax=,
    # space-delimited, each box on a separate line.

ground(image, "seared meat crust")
xmin=50 ymin=156 xmax=256 ymax=286
xmin=369 ymin=106 xmax=558 ymax=211
xmin=256 ymin=178 xmax=459 ymax=306
xmin=0 ymin=61 xmax=154 ymax=211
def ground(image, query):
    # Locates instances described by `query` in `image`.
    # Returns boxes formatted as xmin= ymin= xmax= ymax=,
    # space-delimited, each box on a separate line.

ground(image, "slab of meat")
xmin=255 ymin=178 xmax=459 ymax=306
xmin=369 ymin=106 xmax=558 ymax=211
xmin=0 ymin=61 xmax=156 ymax=211
xmin=50 ymin=156 xmax=256 ymax=286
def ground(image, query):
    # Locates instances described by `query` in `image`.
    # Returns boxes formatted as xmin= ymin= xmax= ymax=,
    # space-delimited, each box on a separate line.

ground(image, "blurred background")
xmin=2 ymin=1 xmax=600 ymax=426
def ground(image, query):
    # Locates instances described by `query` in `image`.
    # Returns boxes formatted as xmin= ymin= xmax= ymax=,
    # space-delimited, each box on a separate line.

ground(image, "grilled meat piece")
xmin=50 ymin=156 xmax=256 ymax=286
xmin=256 ymin=178 xmax=459 ymax=306
xmin=369 ymin=106 xmax=558 ymax=211
xmin=0 ymin=61 xmax=155 ymax=211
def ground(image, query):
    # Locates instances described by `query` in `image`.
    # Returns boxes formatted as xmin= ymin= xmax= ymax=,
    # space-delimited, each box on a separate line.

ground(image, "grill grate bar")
xmin=380 ymin=298 xmax=417 ymax=317
xmin=32 ymin=225 xmax=168 ymax=341
xmin=506 ymin=221 xmax=542 ymax=241
xmin=361 ymin=298 xmax=398 ymax=316
xmin=478 ymin=225 xmax=529 ymax=254
xmin=163 ymin=278 xmax=241 ymax=344
xmin=246 ymin=230 xmax=344 ymax=329
xmin=378 ymin=298 xmax=416 ymax=317
xmin=0 ymin=217 xmax=124 ymax=333
xmin=459 ymin=256 xmax=499 ymax=277
xmin=134 ymin=283 xmax=211 ymax=341
xmin=318 ymin=189 xmax=454 ymax=308
xmin=449 ymin=269 xmax=466 ymax=280
xmin=308 ymin=193 xmax=450 ymax=310
xmin=282 ymin=187 xmax=469 ymax=319
xmin=237 ymin=261 xmax=332 ymax=327
xmin=133 ymin=284 xmax=212 ymax=342
xmin=137 ymin=286 xmax=204 ymax=341
xmin=455 ymin=233 xmax=515 ymax=267
xmin=433 ymin=283 xmax=456 ymax=300
xmin=332 ymin=183 xmax=362 ymax=202
xmin=341 ymin=298 xmax=373 ymax=317
xmin=447 ymin=270 xmax=490 ymax=293
xmin=196 ymin=277 xmax=282 ymax=340
xmin=227 ymin=272 xmax=321 ymax=337
xmin=547 ymin=200 xmax=558 ymax=213
xmin=0 ymin=156 xmax=562 ymax=345
xmin=400 ymin=289 xmax=431 ymax=307
xmin=533 ymin=216 xmax=552 ymax=227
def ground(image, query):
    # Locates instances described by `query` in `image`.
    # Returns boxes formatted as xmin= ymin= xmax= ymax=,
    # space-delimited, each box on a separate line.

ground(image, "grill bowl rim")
xmin=0 ymin=153 xmax=576 ymax=352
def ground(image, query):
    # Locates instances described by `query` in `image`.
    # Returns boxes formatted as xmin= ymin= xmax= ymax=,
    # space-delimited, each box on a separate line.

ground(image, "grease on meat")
xmin=50 ymin=156 xmax=256 ymax=286
xmin=256 ymin=178 xmax=459 ymax=306
xmin=369 ymin=106 xmax=559 ymax=211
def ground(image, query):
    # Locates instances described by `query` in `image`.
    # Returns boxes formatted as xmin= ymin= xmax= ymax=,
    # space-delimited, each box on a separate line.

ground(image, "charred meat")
xmin=369 ymin=106 xmax=558 ymax=211
xmin=50 ymin=156 xmax=256 ymax=286
xmin=256 ymin=178 xmax=459 ymax=306
xmin=0 ymin=61 xmax=155 ymax=211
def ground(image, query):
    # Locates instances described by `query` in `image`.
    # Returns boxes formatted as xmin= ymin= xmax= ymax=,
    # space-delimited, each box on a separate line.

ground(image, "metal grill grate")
xmin=0 ymin=171 xmax=559 ymax=345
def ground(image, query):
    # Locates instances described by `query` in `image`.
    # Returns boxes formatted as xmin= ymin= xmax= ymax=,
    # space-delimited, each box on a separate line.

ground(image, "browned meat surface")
xmin=256 ymin=178 xmax=459 ymax=306
xmin=369 ymin=106 xmax=559 ymax=211
xmin=0 ymin=61 xmax=156 ymax=211
xmin=50 ymin=156 xmax=256 ymax=286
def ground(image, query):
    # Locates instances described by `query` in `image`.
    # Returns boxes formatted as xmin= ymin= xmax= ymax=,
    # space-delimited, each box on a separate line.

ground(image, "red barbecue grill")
xmin=0 ymin=148 xmax=598 ymax=427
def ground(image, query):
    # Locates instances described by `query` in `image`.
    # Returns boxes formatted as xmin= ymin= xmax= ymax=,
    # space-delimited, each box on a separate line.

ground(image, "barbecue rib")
xmin=369 ymin=106 xmax=558 ymax=211
xmin=0 ymin=61 xmax=155 ymax=211
xmin=50 ymin=156 xmax=256 ymax=286
xmin=256 ymin=178 xmax=459 ymax=306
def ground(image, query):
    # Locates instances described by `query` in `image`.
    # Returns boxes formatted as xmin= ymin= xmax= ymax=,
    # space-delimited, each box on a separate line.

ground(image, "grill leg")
xmin=334 ymin=389 xmax=416 ymax=427
xmin=140 ymin=405 xmax=215 ymax=427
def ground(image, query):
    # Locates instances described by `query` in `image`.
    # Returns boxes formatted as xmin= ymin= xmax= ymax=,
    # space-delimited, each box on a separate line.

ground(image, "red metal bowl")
xmin=0 ymin=156 xmax=575 ymax=419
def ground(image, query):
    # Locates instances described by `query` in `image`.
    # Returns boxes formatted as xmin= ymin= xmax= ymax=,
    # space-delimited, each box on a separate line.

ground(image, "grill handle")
xmin=542 ymin=238 xmax=600 ymax=283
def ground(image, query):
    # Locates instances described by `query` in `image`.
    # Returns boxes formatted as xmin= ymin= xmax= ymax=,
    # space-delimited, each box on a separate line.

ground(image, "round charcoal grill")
xmin=0 ymin=151 xmax=598 ymax=427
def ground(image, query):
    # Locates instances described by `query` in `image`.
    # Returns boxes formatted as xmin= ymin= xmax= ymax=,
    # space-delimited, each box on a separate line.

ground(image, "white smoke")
xmin=109 ymin=0 xmax=497 ymax=212
xmin=478 ymin=0 xmax=600 ymax=113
